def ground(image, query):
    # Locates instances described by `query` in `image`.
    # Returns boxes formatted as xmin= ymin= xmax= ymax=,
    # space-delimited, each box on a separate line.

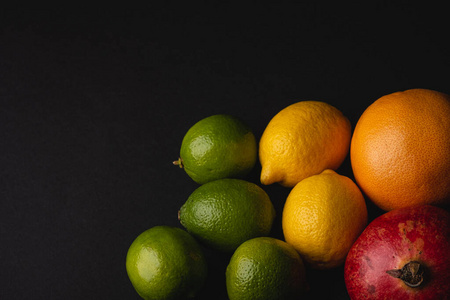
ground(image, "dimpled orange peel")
xmin=351 ymin=88 xmax=450 ymax=211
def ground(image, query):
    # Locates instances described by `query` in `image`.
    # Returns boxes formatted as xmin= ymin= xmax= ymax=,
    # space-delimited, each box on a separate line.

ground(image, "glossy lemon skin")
xmin=282 ymin=170 xmax=368 ymax=269
xmin=259 ymin=101 xmax=351 ymax=187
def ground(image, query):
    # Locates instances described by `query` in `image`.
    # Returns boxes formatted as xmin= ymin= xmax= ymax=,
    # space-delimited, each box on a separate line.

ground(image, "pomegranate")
xmin=344 ymin=205 xmax=450 ymax=300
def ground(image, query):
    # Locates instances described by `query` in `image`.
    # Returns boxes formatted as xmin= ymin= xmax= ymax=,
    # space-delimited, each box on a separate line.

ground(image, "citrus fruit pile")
xmin=126 ymin=88 xmax=450 ymax=299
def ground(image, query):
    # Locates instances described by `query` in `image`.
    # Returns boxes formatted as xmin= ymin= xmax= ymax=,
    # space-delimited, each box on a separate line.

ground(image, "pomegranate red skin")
xmin=344 ymin=205 xmax=450 ymax=300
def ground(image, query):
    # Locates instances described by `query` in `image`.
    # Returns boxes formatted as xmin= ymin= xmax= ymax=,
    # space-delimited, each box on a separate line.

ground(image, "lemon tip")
xmin=260 ymin=166 xmax=280 ymax=186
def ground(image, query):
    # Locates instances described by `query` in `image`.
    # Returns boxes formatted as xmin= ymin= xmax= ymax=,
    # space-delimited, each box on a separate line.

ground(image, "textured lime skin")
xmin=126 ymin=226 xmax=207 ymax=300
xmin=179 ymin=179 xmax=275 ymax=252
xmin=179 ymin=114 xmax=257 ymax=184
xmin=226 ymin=237 xmax=308 ymax=300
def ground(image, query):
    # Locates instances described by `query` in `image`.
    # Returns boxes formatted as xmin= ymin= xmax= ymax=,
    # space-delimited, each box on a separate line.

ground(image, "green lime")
xmin=226 ymin=237 xmax=308 ymax=300
xmin=179 ymin=178 xmax=275 ymax=252
xmin=125 ymin=226 xmax=207 ymax=300
xmin=174 ymin=114 xmax=257 ymax=184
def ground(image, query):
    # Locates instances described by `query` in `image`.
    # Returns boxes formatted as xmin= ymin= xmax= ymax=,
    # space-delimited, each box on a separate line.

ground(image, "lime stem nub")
xmin=173 ymin=157 xmax=183 ymax=168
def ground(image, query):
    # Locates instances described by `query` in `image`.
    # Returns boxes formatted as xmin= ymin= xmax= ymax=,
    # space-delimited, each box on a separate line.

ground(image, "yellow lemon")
xmin=259 ymin=101 xmax=351 ymax=187
xmin=282 ymin=169 xmax=367 ymax=269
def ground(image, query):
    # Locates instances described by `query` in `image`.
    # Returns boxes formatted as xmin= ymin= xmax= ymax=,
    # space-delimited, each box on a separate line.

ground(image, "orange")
xmin=351 ymin=88 xmax=450 ymax=211
xmin=282 ymin=169 xmax=367 ymax=269
xmin=259 ymin=101 xmax=351 ymax=187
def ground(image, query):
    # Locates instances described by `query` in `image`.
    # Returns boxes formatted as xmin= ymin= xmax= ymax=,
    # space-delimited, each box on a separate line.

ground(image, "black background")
xmin=1 ymin=5 xmax=449 ymax=299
